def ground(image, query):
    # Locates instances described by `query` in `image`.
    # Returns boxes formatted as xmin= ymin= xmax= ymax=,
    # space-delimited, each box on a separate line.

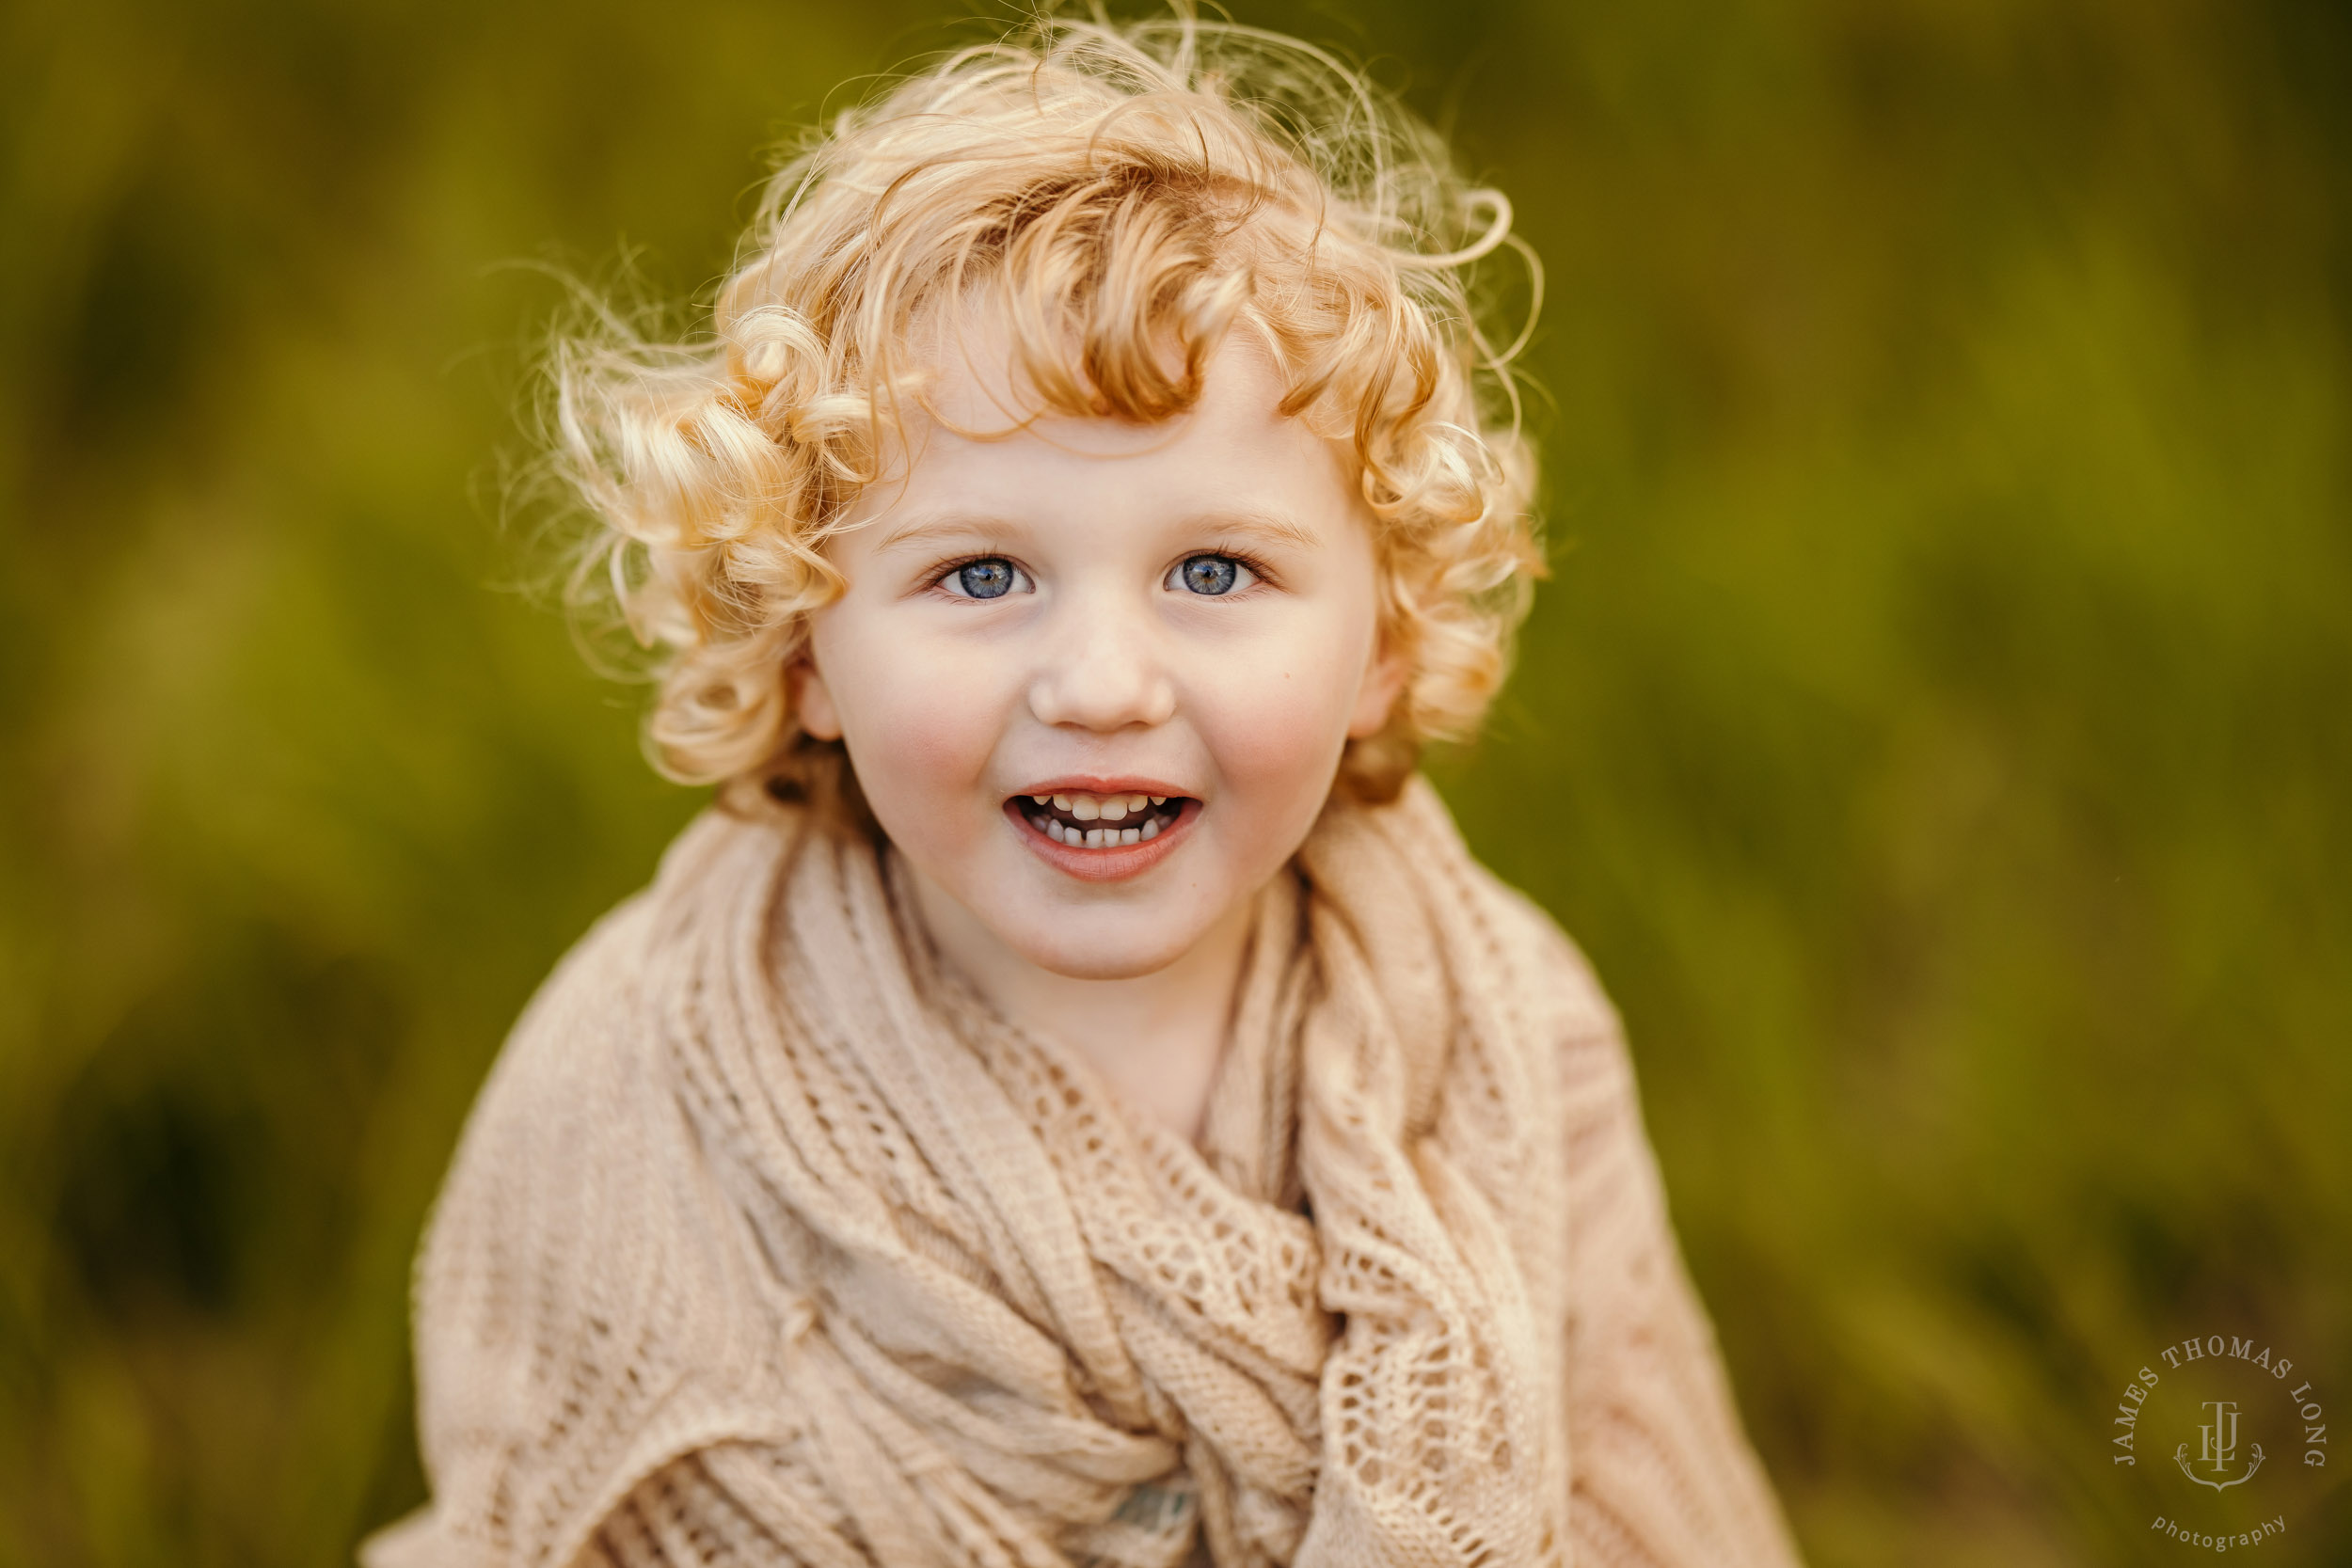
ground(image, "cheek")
xmin=1189 ymin=614 xmax=1370 ymax=810
xmin=816 ymin=614 xmax=1010 ymax=826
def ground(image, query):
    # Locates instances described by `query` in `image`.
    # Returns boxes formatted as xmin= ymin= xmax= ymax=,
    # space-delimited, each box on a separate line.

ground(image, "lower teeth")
xmin=1030 ymin=811 xmax=1171 ymax=847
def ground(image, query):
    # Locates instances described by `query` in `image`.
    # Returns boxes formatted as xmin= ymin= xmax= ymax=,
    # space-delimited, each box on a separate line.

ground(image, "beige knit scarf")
xmin=373 ymin=778 xmax=1588 ymax=1568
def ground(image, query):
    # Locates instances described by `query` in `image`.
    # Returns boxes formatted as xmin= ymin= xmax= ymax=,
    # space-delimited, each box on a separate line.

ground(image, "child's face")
xmin=797 ymin=332 xmax=1404 ymax=981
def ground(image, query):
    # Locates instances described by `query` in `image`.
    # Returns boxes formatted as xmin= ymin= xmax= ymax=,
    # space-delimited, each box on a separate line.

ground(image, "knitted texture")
xmin=366 ymin=780 xmax=1802 ymax=1568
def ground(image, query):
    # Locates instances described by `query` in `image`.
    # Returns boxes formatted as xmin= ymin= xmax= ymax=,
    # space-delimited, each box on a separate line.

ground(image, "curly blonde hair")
xmin=552 ymin=10 xmax=1542 ymax=822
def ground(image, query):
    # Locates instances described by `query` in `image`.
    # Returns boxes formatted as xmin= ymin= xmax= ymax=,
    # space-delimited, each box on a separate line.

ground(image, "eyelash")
xmin=924 ymin=549 xmax=1278 ymax=597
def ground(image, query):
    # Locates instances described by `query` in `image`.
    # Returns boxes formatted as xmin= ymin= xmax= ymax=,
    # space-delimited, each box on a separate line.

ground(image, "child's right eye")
xmin=941 ymin=557 xmax=1029 ymax=599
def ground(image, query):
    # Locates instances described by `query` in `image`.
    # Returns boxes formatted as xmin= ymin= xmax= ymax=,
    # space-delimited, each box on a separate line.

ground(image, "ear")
xmin=790 ymin=657 xmax=843 ymax=741
xmin=1345 ymin=635 xmax=1409 ymax=739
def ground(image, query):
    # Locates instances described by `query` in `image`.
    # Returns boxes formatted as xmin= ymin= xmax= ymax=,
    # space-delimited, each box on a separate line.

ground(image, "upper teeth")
xmin=1047 ymin=791 xmax=1155 ymax=820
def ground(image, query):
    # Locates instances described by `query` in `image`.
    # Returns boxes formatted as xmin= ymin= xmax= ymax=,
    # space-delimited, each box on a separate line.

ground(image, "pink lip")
xmin=1000 ymin=788 xmax=1201 ymax=884
xmin=1011 ymin=774 xmax=1193 ymax=800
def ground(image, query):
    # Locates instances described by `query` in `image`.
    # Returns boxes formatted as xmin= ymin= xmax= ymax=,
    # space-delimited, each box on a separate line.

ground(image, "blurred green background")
xmin=4 ymin=0 xmax=2347 ymax=1563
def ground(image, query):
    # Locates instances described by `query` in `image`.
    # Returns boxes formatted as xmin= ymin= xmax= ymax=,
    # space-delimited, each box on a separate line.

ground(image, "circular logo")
xmin=2108 ymin=1333 xmax=2332 ymax=1553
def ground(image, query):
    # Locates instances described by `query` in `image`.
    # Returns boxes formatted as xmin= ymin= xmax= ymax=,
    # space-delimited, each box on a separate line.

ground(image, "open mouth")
xmin=1011 ymin=789 xmax=1190 ymax=848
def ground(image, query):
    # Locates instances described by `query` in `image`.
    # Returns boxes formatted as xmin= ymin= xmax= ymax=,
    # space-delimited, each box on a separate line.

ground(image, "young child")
xmin=368 ymin=16 xmax=1803 ymax=1568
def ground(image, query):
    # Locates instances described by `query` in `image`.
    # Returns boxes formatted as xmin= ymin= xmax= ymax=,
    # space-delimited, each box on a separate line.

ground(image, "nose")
xmin=1025 ymin=588 xmax=1177 ymax=733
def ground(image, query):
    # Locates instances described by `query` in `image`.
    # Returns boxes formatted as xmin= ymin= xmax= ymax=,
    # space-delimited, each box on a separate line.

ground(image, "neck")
xmin=906 ymin=870 xmax=1256 ymax=1146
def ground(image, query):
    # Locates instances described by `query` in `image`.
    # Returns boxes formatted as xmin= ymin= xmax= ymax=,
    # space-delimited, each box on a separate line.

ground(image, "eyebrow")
xmin=872 ymin=505 xmax=1323 ymax=554
xmin=871 ymin=513 xmax=1025 ymax=554
xmin=1194 ymin=507 xmax=1324 ymax=552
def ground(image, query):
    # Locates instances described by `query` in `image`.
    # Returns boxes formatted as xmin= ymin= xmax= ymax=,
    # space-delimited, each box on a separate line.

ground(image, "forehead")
xmin=850 ymin=324 xmax=1360 ymax=536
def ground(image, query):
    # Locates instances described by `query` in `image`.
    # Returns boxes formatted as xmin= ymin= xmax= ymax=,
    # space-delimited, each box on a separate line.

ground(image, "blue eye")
xmin=1176 ymin=554 xmax=1245 ymax=595
xmin=954 ymin=559 xmax=1019 ymax=599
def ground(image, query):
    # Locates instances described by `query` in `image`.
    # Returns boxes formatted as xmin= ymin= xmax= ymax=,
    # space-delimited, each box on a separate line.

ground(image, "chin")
xmin=1000 ymin=916 xmax=1204 ymax=981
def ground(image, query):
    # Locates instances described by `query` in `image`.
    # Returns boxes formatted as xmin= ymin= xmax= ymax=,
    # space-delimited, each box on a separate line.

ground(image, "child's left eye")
xmin=1167 ymin=554 xmax=1259 ymax=596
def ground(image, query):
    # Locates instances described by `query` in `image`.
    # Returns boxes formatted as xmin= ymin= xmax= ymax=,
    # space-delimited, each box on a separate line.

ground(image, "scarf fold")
xmin=372 ymin=779 xmax=1596 ymax=1568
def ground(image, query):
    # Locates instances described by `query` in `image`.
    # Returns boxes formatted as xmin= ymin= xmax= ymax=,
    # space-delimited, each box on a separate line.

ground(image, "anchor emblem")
xmin=2175 ymin=1400 xmax=2265 ymax=1491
